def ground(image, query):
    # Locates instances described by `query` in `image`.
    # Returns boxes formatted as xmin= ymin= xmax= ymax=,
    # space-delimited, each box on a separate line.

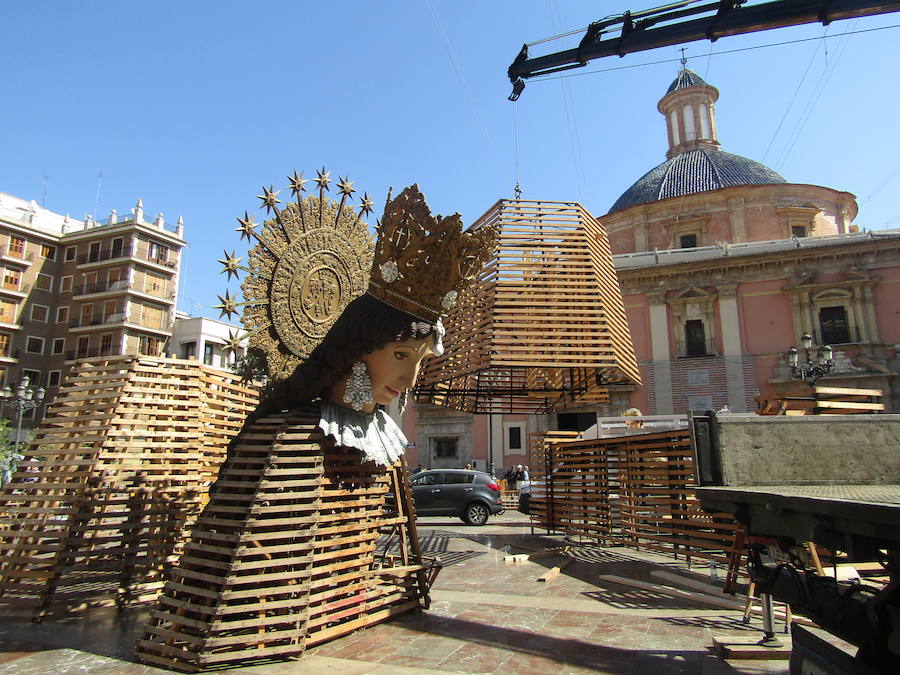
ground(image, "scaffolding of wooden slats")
xmin=0 ymin=355 xmax=258 ymax=619
xmin=416 ymin=199 xmax=640 ymax=414
xmin=528 ymin=429 xmax=739 ymax=564
xmin=757 ymin=385 xmax=884 ymax=415
xmin=135 ymin=407 xmax=433 ymax=672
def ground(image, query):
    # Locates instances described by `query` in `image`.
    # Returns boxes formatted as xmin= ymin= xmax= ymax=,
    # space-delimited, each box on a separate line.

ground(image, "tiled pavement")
xmin=0 ymin=511 xmax=839 ymax=673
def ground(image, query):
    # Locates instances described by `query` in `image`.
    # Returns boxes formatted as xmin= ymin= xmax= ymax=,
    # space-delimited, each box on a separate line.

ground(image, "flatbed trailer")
xmin=690 ymin=413 xmax=900 ymax=673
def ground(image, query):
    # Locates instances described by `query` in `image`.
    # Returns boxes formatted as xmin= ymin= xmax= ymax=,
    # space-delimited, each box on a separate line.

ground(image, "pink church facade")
xmin=404 ymin=68 xmax=900 ymax=475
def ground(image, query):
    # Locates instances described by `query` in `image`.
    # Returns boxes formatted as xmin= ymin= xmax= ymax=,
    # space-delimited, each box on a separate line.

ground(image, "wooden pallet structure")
xmin=416 ymin=199 xmax=640 ymax=414
xmin=0 ymin=355 xmax=258 ymax=619
xmin=135 ymin=406 xmax=435 ymax=672
xmin=528 ymin=429 xmax=739 ymax=564
xmin=757 ymin=385 xmax=884 ymax=415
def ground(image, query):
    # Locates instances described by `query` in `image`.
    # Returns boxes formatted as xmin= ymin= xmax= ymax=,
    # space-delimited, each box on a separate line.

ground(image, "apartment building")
xmin=0 ymin=192 xmax=186 ymax=426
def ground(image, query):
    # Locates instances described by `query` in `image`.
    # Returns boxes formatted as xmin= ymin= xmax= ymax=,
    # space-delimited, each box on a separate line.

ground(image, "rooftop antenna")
xmin=93 ymin=172 xmax=104 ymax=218
xmin=679 ymin=47 xmax=688 ymax=70
xmin=41 ymin=175 xmax=49 ymax=207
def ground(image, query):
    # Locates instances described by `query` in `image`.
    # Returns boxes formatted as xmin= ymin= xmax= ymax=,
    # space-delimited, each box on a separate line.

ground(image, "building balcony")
xmin=135 ymin=254 xmax=178 ymax=272
xmin=676 ymin=338 xmax=718 ymax=359
xmin=0 ymin=246 xmax=34 ymax=266
xmin=72 ymin=279 xmax=130 ymax=297
xmin=0 ymin=282 xmax=30 ymax=299
xmin=68 ymin=312 xmax=127 ymax=329
xmin=76 ymin=246 xmax=132 ymax=266
xmin=65 ymin=346 xmax=119 ymax=360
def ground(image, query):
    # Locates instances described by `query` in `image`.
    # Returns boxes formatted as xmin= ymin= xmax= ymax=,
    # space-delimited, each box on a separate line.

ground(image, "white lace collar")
xmin=318 ymin=401 xmax=408 ymax=467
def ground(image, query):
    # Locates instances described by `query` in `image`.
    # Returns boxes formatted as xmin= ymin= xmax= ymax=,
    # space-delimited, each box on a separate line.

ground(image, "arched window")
xmin=669 ymin=110 xmax=680 ymax=145
xmin=683 ymin=104 xmax=696 ymax=141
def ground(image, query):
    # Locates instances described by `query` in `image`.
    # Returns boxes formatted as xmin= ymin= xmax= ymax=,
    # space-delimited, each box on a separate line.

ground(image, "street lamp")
xmin=787 ymin=333 xmax=835 ymax=385
xmin=1 ymin=376 xmax=45 ymax=480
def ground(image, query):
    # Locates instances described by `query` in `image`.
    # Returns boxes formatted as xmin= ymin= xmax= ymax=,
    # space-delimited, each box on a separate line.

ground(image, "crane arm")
xmin=508 ymin=0 xmax=900 ymax=100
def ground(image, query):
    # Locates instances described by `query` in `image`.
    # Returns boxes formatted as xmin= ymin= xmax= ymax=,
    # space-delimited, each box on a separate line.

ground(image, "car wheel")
xmin=464 ymin=502 xmax=489 ymax=526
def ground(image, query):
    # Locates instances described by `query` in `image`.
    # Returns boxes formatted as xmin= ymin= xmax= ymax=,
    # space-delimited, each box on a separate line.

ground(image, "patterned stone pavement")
xmin=0 ymin=510 xmax=841 ymax=673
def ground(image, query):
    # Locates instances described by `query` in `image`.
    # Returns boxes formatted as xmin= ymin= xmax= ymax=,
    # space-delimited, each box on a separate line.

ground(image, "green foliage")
xmin=231 ymin=346 xmax=268 ymax=384
xmin=0 ymin=417 xmax=22 ymax=486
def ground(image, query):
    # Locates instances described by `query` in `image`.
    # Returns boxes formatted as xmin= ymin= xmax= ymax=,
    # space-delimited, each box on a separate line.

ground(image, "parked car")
xmin=410 ymin=469 xmax=504 ymax=525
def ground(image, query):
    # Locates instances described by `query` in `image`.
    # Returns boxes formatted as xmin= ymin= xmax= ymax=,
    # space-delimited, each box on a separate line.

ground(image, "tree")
xmin=0 ymin=418 xmax=23 ymax=486
xmin=231 ymin=346 xmax=268 ymax=385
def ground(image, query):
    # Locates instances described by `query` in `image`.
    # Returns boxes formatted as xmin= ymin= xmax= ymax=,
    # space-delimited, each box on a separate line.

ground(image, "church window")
xmin=669 ymin=110 xmax=680 ymax=145
xmin=699 ymin=108 xmax=711 ymax=138
xmin=683 ymin=104 xmax=696 ymax=141
xmin=791 ymin=225 xmax=807 ymax=238
xmin=819 ymin=306 xmax=851 ymax=345
xmin=679 ymin=233 xmax=698 ymax=249
xmin=685 ymin=319 xmax=708 ymax=357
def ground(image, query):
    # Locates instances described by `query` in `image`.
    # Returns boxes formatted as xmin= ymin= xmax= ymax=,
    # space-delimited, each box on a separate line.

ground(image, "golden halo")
xmin=217 ymin=170 xmax=374 ymax=382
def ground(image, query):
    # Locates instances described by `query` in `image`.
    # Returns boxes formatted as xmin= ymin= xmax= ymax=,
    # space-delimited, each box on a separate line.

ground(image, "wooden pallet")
xmin=0 ymin=356 xmax=258 ymax=619
xmin=416 ymin=199 xmax=640 ymax=414
xmin=528 ymin=429 xmax=739 ymax=563
xmin=757 ymin=385 xmax=884 ymax=415
xmin=135 ymin=406 xmax=434 ymax=672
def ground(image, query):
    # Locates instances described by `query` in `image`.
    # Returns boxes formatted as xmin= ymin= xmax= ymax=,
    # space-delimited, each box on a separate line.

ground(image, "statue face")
xmin=361 ymin=337 xmax=434 ymax=408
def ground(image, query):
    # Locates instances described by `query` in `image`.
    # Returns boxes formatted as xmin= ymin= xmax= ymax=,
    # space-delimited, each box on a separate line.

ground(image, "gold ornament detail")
xmin=368 ymin=185 xmax=498 ymax=323
xmin=219 ymin=169 xmax=375 ymax=382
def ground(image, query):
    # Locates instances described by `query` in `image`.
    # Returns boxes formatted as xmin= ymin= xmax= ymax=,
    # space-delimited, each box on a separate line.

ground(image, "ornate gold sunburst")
xmin=215 ymin=168 xmax=375 ymax=381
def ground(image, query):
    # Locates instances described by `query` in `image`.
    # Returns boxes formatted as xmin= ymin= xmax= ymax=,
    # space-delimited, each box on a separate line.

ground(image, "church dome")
xmin=607 ymin=148 xmax=786 ymax=215
xmin=665 ymin=69 xmax=710 ymax=94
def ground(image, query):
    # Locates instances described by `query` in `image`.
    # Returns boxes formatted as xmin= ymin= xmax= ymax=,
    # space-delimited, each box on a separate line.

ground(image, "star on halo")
xmin=218 ymin=250 xmax=243 ymax=281
xmin=214 ymin=289 xmax=239 ymax=320
xmin=358 ymin=192 xmax=374 ymax=217
xmin=287 ymin=169 xmax=308 ymax=198
xmin=314 ymin=167 xmax=331 ymax=191
xmin=223 ymin=329 xmax=244 ymax=354
xmin=337 ymin=176 xmax=355 ymax=197
xmin=257 ymin=185 xmax=281 ymax=213
xmin=235 ymin=211 xmax=258 ymax=242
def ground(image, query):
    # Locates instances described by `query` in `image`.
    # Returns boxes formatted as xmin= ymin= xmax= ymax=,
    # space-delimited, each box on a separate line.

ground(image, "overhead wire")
xmin=551 ymin=0 xmax=590 ymax=204
xmin=424 ymin=0 xmax=504 ymax=178
xmin=761 ymin=25 xmax=828 ymax=164
xmin=774 ymin=19 xmax=857 ymax=171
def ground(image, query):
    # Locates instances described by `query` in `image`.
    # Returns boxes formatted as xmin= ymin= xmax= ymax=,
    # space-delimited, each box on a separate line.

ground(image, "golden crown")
xmin=368 ymin=185 xmax=497 ymax=323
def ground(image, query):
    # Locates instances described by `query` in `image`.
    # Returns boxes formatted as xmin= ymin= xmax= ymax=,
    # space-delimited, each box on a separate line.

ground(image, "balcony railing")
xmin=676 ymin=338 xmax=718 ymax=358
xmin=814 ymin=325 xmax=860 ymax=346
xmin=72 ymin=279 xmax=130 ymax=296
xmin=66 ymin=346 xmax=118 ymax=360
xmin=77 ymin=246 xmax=132 ymax=265
xmin=68 ymin=312 xmax=126 ymax=328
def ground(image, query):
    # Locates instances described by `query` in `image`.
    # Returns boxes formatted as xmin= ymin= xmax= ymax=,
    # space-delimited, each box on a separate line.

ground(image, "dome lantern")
xmin=658 ymin=67 xmax=720 ymax=159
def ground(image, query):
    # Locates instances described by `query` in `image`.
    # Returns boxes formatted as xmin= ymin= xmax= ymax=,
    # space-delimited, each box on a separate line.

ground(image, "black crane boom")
xmin=508 ymin=0 xmax=900 ymax=100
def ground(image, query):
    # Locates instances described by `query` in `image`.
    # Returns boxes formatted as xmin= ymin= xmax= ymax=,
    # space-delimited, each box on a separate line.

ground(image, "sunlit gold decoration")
xmin=368 ymin=185 xmax=498 ymax=323
xmin=416 ymin=198 xmax=641 ymax=414
xmin=218 ymin=168 xmax=375 ymax=382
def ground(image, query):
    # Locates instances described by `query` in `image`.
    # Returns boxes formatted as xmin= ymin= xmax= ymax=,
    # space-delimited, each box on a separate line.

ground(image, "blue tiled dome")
xmin=607 ymin=148 xmax=786 ymax=215
xmin=666 ymin=69 xmax=710 ymax=94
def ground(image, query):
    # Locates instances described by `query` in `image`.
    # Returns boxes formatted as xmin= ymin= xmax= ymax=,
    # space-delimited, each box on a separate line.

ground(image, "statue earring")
xmin=343 ymin=361 xmax=373 ymax=411
xmin=398 ymin=389 xmax=409 ymax=415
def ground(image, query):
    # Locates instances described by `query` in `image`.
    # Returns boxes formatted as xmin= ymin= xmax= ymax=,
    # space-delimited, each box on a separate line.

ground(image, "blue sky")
xmin=3 ymin=1 xmax=899 ymax=319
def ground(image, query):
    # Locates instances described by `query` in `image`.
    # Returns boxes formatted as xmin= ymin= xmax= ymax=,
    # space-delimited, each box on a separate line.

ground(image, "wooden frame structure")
xmin=135 ymin=407 xmax=434 ymax=672
xmin=529 ymin=429 xmax=739 ymax=565
xmin=757 ymin=385 xmax=884 ymax=415
xmin=0 ymin=355 xmax=258 ymax=619
xmin=416 ymin=199 xmax=640 ymax=413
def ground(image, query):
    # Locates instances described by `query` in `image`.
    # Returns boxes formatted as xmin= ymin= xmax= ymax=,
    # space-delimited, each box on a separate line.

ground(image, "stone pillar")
xmin=718 ymin=284 xmax=748 ymax=412
xmin=648 ymin=291 xmax=673 ymax=414
xmin=729 ymin=198 xmax=746 ymax=242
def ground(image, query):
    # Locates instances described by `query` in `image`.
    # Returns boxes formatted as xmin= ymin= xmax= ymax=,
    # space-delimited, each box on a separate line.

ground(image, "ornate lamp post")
xmin=787 ymin=333 xmax=835 ymax=385
xmin=1 ymin=376 xmax=46 ymax=478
